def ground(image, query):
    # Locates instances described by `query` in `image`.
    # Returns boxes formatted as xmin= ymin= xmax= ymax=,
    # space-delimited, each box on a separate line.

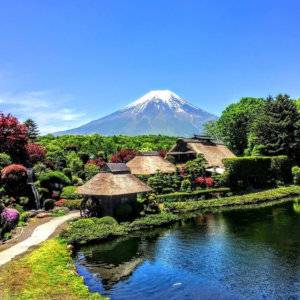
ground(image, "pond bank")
xmin=62 ymin=186 xmax=300 ymax=246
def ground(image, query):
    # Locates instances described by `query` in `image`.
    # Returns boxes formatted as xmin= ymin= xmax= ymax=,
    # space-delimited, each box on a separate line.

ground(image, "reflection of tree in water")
xmin=78 ymin=230 xmax=166 ymax=289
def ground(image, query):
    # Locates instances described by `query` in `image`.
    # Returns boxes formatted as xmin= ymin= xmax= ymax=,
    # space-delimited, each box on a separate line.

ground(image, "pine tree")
xmin=250 ymin=94 xmax=300 ymax=163
xmin=24 ymin=119 xmax=39 ymax=141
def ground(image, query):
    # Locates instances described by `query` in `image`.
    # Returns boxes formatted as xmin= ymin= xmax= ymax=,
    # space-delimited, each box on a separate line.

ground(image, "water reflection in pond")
xmin=75 ymin=200 xmax=300 ymax=300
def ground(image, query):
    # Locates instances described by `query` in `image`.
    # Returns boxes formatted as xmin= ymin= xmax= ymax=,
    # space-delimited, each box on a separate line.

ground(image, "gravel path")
xmin=0 ymin=212 xmax=80 ymax=267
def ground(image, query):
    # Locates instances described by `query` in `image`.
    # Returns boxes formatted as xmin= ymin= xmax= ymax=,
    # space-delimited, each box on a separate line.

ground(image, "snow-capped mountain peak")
xmin=55 ymin=89 xmax=217 ymax=137
xmin=126 ymin=90 xmax=187 ymax=112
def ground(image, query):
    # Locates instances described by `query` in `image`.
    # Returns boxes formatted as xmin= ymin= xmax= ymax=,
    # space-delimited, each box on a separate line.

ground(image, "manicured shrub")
xmin=1 ymin=164 xmax=28 ymax=197
xmin=44 ymin=199 xmax=55 ymax=211
xmin=39 ymin=171 xmax=71 ymax=191
xmin=292 ymin=166 xmax=300 ymax=185
xmin=66 ymin=152 xmax=83 ymax=174
xmin=0 ymin=153 xmax=12 ymax=170
xmin=180 ymin=179 xmax=192 ymax=192
xmin=62 ymin=168 xmax=72 ymax=180
xmin=156 ymin=187 xmax=230 ymax=203
xmin=223 ymin=156 xmax=292 ymax=190
xmin=25 ymin=143 xmax=46 ymax=164
xmin=97 ymin=216 xmax=118 ymax=225
xmin=71 ymin=176 xmax=84 ymax=186
xmin=184 ymin=155 xmax=207 ymax=181
xmin=147 ymin=171 xmax=181 ymax=194
xmin=61 ymin=186 xmax=81 ymax=199
xmin=63 ymin=199 xmax=82 ymax=210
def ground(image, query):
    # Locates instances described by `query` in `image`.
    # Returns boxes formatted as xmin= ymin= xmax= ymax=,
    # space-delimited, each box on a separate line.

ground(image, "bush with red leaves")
xmin=194 ymin=176 xmax=214 ymax=188
xmin=1 ymin=164 xmax=28 ymax=197
xmin=26 ymin=143 xmax=46 ymax=164
xmin=110 ymin=149 xmax=137 ymax=163
xmin=54 ymin=199 xmax=65 ymax=207
xmin=0 ymin=113 xmax=28 ymax=161
xmin=87 ymin=158 xmax=106 ymax=169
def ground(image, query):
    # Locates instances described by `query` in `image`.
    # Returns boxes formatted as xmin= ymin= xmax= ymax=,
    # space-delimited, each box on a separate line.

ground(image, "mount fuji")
xmin=55 ymin=90 xmax=217 ymax=137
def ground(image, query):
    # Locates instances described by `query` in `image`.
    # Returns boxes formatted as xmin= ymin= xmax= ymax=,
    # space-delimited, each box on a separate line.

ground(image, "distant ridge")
xmin=55 ymin=90 xmax=217 ymax=137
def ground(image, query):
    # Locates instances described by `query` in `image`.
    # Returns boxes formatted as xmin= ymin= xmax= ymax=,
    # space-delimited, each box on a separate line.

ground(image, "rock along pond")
xmin=75 ymin=199 xmax=300 ymax=300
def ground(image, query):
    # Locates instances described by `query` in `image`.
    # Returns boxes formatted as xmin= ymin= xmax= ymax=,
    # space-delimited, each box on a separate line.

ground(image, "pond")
xmin=75 ymin=200 xmax=300 ymax=299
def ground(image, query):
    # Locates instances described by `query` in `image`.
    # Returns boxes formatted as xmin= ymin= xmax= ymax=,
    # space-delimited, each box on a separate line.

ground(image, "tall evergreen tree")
xmin=24 ymin=119 xmax=39 ymax=141
xmin=250 ymin=94 xmax=300 ymax=163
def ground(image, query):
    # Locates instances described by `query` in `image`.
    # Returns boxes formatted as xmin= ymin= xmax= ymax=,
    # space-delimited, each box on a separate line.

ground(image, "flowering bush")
xmin=26 ymin=143 xmax=46 ymax=164
xmin=0 ymin=207 xmax=20 ymax=238
xmin=195 ymin=176 xmax=214 ymax=188
xmin=111 ymin=149 xmax=137 ymax=163
xmin=54 ymin=199 xmax=65 ymax=207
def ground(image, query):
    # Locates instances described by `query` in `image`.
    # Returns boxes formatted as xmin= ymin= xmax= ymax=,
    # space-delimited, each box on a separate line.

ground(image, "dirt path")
xmin=0 ymin=211 xmax=80 ymax=267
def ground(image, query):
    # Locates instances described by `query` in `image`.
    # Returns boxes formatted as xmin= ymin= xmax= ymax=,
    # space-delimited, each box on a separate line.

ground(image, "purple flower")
xmin=1 ymin=208 xmax=19 ymax=224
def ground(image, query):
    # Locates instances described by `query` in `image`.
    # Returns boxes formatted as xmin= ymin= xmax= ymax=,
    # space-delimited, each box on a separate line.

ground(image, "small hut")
xmin=126 ymin=151 xmax=176 ymax=176
xmin=77 ymin=163 xmax=152 ymax=217
xmin=167 ymin=135 xmax=235 ymax=173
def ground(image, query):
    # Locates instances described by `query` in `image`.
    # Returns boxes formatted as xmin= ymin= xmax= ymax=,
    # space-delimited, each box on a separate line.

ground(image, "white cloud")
xmin=0 ymin=90 xmax=89 ymax=134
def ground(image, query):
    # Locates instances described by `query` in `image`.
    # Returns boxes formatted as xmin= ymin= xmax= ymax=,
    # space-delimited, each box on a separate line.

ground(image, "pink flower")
xmin=1 ymin=208 xmax=19 ymax=223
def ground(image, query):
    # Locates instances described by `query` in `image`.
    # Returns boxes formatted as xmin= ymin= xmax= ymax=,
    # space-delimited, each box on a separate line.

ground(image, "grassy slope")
xmin=0 ymin=238 xmax=105 ymax=300
xmin=164 ymin=186 xmax=300 ymax=213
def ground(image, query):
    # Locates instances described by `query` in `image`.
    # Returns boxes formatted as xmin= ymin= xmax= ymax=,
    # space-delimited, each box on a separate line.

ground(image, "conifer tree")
xmin=24 ymin=119 xmax=39 ymax=141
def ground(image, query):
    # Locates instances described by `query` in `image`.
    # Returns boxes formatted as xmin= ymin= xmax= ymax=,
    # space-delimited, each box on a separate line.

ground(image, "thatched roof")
xmin=77 ymin=163 xmax=152 ymax=196
xmin=168 ymin=136 xmax=235 ymax=167
xmin=126 ymin=152 xmax=176 ymax=175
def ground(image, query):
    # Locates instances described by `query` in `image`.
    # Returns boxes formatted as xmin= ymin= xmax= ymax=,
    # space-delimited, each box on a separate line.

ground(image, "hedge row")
xmin=164 ymin=186 xmax=300 ymax=213
xmin=223 ymin=155 xmax=292 ymax=190
xmin=156 ymin=187 xmax=230 ymax=203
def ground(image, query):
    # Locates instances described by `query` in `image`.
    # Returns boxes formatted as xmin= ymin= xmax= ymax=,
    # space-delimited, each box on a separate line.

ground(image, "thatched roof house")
xmin=126 ymin=152 xmax=176 ymax=175
xmin=167 ymin=135 xmax=235 ymax=171
xmin=77 ymin=163 xmax=152 ymax=196
xmin=77 ymin=163 xmax=152 ymax=217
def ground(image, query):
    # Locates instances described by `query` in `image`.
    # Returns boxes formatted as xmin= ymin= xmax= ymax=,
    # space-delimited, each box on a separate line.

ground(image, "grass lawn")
xmin=0 ymin=238 xmax=105 ymax=300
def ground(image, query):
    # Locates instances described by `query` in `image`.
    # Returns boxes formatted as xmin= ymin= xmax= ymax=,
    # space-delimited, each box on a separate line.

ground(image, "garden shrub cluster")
xmin=61 ymin=186 xmax=81 ymax=199
xmin=156 ymin=187 xmax=230 ymax=203
xmin=223 ymin=156 xmax=292 ymax=190
xmin=164 ymin=186 xmax=300 ymax=213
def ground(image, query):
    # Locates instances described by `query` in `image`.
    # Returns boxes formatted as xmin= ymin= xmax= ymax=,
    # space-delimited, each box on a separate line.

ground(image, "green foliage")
xmin=0 ymin=153 xmax=12 ymax=169
xmin=205 ymin=97 xmax=264 ymax=155
xmin=249 ymin=94 xmax=300 ymax=163
xmin=84 ymin=163 xmax=100 ymax=180
xmin=164 ymin=186 xmax=300 ymax=213
xmin=292 ymin=166 xmax=300 ymax=185
xmin=66 ymin=152 xmax=83 ymax=174
xmin=223 ymin=156 xmax=292 ymax=190
xmin=39 ymin=171 xmax=71 ymax=191
xmin=156 ymin=187 xmax=230 ymax=203
xmin=62 ymin=168 xmax=72 ymax=179
xmin=44 ymin=199 xmax=55 ymax=211
xmin=61 ymin=186 xmax=81 ymax=199
xmin=180 ymin=179 xmax=192 ymax=192
xmin=184 ymin=155 xmax=207 ymax=180
xmin=147 ymin=171 xmax=181 ymax=194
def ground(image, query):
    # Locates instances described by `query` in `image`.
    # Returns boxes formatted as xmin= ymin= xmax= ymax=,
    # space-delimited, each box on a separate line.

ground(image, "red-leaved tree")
xmin=110 ymin=149 xmax=138 ymax=163
xmin=26 ymin=143 xmax=46 ymax=164
xmin=0 ymin=113 xmax=28 ymax=161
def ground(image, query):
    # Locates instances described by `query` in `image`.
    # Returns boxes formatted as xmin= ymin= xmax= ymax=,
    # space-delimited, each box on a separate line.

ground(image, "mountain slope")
xmin=56 ymin=90 xmax=217 ymax=136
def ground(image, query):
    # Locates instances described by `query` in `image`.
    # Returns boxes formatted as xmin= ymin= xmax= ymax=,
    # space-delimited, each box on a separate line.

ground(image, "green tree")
xmin=184 ymin=155 xmax=207 ymax=181
xmin=24 ymin=119 xmax=39 ymax=141
xmin=249 ymin=94 xmax=300 ymax=162
xmin=205 ymin=98 xmax=264 ymax=155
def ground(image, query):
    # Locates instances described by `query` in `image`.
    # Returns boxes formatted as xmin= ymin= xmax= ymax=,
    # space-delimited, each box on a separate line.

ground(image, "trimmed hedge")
xmin=39 ymin=171 xmax=71 ymax=189
xmin=156 ymin=187 xmax=230 ymax=203
xmin=62 ymin=199 xmax=82 ymax=210
xmin=223 ymin=156 xmax=292 ymax=190
xmin=164 ymin=186 xmax=300 ymax=213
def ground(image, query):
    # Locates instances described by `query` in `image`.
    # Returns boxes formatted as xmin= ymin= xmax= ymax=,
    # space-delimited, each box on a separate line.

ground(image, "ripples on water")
xmin=75 ymin=200 xmax=300 ymax=300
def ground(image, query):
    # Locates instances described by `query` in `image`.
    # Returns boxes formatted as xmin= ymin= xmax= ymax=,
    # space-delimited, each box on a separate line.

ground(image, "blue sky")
xmin=0 ymin=0 xmax=300 ymax=133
